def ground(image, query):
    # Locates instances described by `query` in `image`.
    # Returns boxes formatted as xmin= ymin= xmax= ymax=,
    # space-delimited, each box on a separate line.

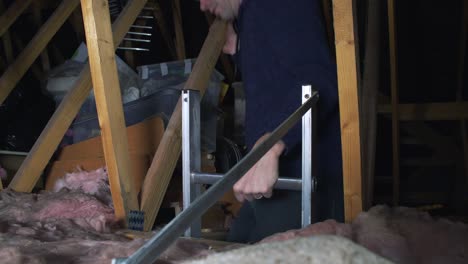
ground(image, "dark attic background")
xmin=0 ymin=0 xmax=467 ymax=222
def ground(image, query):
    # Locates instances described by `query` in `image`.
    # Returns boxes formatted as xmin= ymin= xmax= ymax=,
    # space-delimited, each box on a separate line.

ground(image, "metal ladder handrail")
xmin=112 ymin=85 xmax=319 ymax=264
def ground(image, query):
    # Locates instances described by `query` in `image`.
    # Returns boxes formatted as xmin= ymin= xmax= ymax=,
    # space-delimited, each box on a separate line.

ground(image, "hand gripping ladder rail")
xmin=112 ymin=85 xmax=319 ymax=264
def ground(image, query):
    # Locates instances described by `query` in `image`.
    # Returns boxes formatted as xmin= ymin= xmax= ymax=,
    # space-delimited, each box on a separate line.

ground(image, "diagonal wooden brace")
xmin=140 ymin=19 xmax=227 ymax=231
xmin=0 ymin=0 xmax=33 ymax=37
xmin=80 ymin=0 xmax=139 ymax=223
xmin=0 ymin=0 xmax=80 ymax=105
xmin=9 ymin=0 xmax=149 ymax=202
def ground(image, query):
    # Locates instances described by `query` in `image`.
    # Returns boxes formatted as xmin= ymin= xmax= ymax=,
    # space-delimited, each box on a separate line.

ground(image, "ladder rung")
xmin=191 ymin=172 xmax=306 ymax=191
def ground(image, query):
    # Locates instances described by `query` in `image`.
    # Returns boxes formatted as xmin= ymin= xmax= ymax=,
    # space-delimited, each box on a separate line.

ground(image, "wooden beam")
xmin=80 ymin=0 xmax=138 ymax=222
xmin=332 ymin=0 xmax=363 ymax=222
xmin=140 ymin=19 xmax=227 ymax=231
xmin=321 ymin=0 xmax=335 ymax=56
xmin=378 ymin=102 xmax=468 ymax=120
xmin=150 ymin=1 xmax=177 ymax=59
xmin=0 ymin=0 xmax=33 ymax=37
xmin=0 ymin=0 xmax=14 ymax=64
xmin=10 ymin=32 xmax=44 ymax=81
xmin=387 ymin=0 xmax=400 ymax=206
xmin=32 ymin=1 xmax=51 ymax=73
xmin=402 ymin=122 xmax=459 ymax=156
xmin=0 ymin=0 xmax=80 ymax=105
xmin=205 ymin=13 xmax=235 ymax=83
xmin=456 ymin=0 xmax=468 ymax=212
xmin=1 ymin=32 xmax=13 ymax=64
xmin=172 ymin=0 xmax=185 ymax=59
xmin=360 ymin=0 xmax=381 ymax=210
xmin=8 ymin=0 xmax=149 ymax=193
xmin=0 ymin=52 xmax=6 ymax=71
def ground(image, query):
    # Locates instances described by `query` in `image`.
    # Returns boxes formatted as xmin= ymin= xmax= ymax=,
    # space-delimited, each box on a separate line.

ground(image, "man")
xmin=200 ymin=0 xmax=344 ymax=243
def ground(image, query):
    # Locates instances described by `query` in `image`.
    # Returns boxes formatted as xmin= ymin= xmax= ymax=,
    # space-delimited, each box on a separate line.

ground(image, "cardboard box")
xmin=45 ymin=116 xmax=164 ymax=192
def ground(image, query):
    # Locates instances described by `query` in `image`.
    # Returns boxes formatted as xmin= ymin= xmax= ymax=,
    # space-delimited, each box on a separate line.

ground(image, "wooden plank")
xmin=387 ymin=0 xmax=400 ymax=206
xmin=205 ymin=13 xmax=235 ymax=83
xmin=8 ymin=0 xmax=149 ymax=193
xmin=80 ymin=0 xmax=139 ymax=221
xmin=332 ymin=0 xmax=363 ymax=222
xmin=140 ymin=19 xmax=227 ymax=231
xmin=32 ymin=1 xmax=51 ymax=72
xmin=10 ymin=32 xmax=44 ymax=81
xmin=456 ymin=0 xmax=468 ymax=212
xmin=0 ymin=0 xmax=14 ymax=64
xmin=1 ymin=32 xmax=13 ymax=64
xmin=321 ymin=0 xmax=335 ymax=54
xmin=360 ymin=0 xmax=381 ymax=210
xmin=378 ymin=102 xmax=468 ymax=120
xmin=0 ymin=0 xmax=33 ymax=37
xmin=172 ymin=0 xmax=185 ymax=59
xmin=0 ymin=0 xmax=80 ymax=105
xmin=150 ymin=1 xmax=177 ymax=59
xmin=0 ymin=53 xmax=6 ymax=71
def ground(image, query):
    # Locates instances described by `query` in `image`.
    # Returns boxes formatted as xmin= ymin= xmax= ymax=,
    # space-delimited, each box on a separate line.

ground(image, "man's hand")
xmin=223 ymin=23 xmax=237 ymax=55
xmin=233 ymin=133 xmax=286 ymax=202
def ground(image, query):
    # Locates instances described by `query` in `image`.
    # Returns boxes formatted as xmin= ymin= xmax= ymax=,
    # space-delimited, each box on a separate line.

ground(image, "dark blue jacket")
xmin=236 ymin=0 xmax=344 ymax=220
xmin=237 ymin=0 xmax=339 ymax=150
xmin=237 ymin=0 xmax=341 ymax=173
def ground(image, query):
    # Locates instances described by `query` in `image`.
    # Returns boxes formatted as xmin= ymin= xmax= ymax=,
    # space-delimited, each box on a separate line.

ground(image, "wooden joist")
xmin=140 ymin=19 xmax=227 ymax=231
xmin=9 ymin=0 xmax=149 ymax=193
xmin=172 ymin=0 xmax=185 ymax=60
xmin=456 ymin=0 xmax=468 ymax=211
xmin=205 ymin=13 xmax=235 ymax=83
xmin=32 ymin=1 xmax=51 ymax=73
xmin=150 ymin=2 xmax=177 ymax=59
xmin=378 ymin=102 xmax=468 ymax=120
xmin=0 ymin=0 xmax=80 ymax=105
xmin=332 ymin=0 xmax=363 ymax=222
xmin=360 ymin=0 xmax=381 ymax=210
xmin=387 ymin=0 xmax=400 ymax=206
xmin=10 ymin=32 xmax=44 ymax=81
xmin=0 ymin=0 xmax=33 ymax=37
xmin=80 ymin=0 xmax=138 ymax=222
xmin=0 ymin=0 xmax=15 ymax=64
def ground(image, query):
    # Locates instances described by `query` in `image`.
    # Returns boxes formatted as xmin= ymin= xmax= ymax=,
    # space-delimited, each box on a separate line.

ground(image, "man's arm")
xmin=233 ymin=133 xmax=286 ymax=202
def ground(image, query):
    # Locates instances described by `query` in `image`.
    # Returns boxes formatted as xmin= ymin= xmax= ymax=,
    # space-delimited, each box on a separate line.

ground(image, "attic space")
xmin=0 ymin=0 xmax=467 ymax=263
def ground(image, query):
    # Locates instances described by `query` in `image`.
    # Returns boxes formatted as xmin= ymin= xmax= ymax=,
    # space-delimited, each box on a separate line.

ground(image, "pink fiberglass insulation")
xmin=1 ymin=165 xmax=467 ymax=263
xmin=260 ymin=205 xmax=468 ymax=264
xmin=0 ymin=166 xmax=217 ymax=264
xmin=0 ymin=223 xmax=213 ymax=264
xmin=0 ymin=189 xmax=117 ymax=233
xmin=53 ymin=167 xmax=112 ymax=206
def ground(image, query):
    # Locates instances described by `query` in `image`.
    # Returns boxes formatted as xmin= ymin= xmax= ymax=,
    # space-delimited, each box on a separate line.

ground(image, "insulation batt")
xmin=259 ymin=205 xmax=468 ymax=264
xmin=0 ymin=168 xmax=216 ymax=263
xmin=53 ymin=167 xmax=113 ymax=206
xmin=181 ymin=235 xmax=392 ymax=264
xmin=0 ymin=167 xmax=467 ymax=263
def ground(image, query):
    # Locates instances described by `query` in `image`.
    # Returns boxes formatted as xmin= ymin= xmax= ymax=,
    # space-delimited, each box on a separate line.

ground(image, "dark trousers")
xmin=227 ymin=112 xmax=344 ymax=243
